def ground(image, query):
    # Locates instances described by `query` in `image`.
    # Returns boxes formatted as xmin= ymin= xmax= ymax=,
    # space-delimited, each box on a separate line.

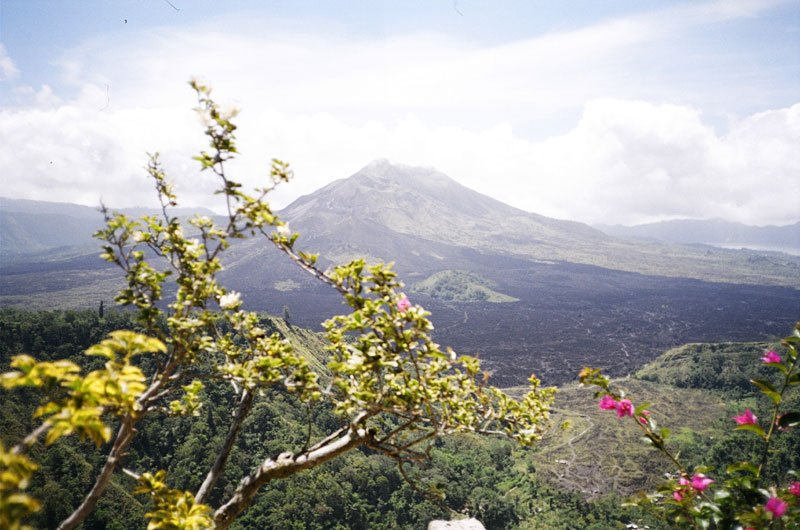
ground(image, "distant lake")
xmin=712 ymin=244 xmax=800 ymax=256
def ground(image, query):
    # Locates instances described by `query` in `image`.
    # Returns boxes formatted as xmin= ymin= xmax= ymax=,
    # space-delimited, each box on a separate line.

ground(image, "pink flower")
xmin=691 ymin=473 xmax=714 ymax=491
xmin=732 ymin=409 xmax=758 ymax=425
xmin=761 ymin=350 xmax=781 ymax=364
xmin=638 ymin=417 xmax=647 ymax=424
xmin=616 ymin=399 xmax=633 ymax=418
xmin=672 ymin=476 xmax=693 ymax=502
xmin=790 ymin=481 xmax=800 ymax=497
xmin=599 ymin=395 xmax=617 ymax=410
xmin=396 ymin=295 xmax=411 ymax=312
xmin=766 ymin=497 xmax=787 ymax=517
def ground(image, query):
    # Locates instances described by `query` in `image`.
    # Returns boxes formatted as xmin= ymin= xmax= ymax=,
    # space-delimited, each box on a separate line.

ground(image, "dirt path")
xmin=541 ymin=411 xmax=603 ymax=497
xmin=564 ymin=413 xmax=594 ymax=476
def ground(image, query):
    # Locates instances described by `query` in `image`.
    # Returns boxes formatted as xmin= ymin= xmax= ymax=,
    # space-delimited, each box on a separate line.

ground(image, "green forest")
xmin=2 ymin=308 xmax=798 ymax=529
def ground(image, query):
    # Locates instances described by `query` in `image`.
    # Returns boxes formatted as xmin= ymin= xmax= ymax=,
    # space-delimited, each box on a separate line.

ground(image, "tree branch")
xmin=213 ymin=424 xmax=371 ymax=529
xmin=55 ymin=375 xmax=168 ymax=530
xmin=11 ymin=422 xmax=50 ymax=455
xmin=56 ymin=416 xmax=137 ymax=530
xmin=195 ymin=389 xmax=254 ymax=504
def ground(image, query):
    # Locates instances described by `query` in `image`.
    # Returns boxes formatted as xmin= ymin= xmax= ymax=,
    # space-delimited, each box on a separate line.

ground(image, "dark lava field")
xmin=236 ymin=253 xmax=799 ymax=387
xmin=2 ymin=234 xmax=796 ymax=387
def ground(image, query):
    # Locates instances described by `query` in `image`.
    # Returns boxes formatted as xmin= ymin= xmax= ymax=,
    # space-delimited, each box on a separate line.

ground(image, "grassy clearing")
xmin=508 ymin=379 xmax=728 ymax=498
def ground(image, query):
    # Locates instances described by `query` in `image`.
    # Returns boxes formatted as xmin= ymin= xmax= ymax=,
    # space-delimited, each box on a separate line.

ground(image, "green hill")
xmin=635 ymin=340 xmax=778 ymax=397
xmin=412 ymin=270 xmax=518 ymax=303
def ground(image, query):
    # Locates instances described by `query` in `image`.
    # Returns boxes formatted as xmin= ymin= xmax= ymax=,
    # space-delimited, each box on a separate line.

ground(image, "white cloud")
xmin=5 ymin=94 xmax=796 ymax=226
xmin=0 ymin=44 xmax=20 ymax=80
xmin=258 ymin=99 xmax=799 ymax=227
xmin=514 ymin=100 xmax=800 ymax=225
xmin=0 ymin=0 xmax=797 ymax=227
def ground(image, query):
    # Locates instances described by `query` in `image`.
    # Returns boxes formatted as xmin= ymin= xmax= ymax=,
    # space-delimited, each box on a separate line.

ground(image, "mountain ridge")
xmin=0 ymin=197 xmax=218 ymax=262
xmin=275 ymin=160 xmax=800 ymax=287
xmin=594 ymin=218 xmax=800 ymax=256
xmin=3 ymin=161 xmax=800 ymax=287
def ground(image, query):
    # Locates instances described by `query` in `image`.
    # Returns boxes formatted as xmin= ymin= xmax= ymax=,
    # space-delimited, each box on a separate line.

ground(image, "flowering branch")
xmin=580 ymin=322 xmax=800 ymax=529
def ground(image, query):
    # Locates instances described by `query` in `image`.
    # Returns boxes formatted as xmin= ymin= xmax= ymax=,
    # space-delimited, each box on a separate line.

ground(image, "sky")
xmin=1 ymin=0 xmax=798 ymax=226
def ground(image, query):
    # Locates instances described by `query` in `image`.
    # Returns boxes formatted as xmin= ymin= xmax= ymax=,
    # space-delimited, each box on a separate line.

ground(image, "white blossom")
xmin=219 ymin=291 xmax=241 ymax=310
xmin=185 ymin=238 xmax=202 ymax=256
xmin=219 ymin=104 xmax=240 ymax=121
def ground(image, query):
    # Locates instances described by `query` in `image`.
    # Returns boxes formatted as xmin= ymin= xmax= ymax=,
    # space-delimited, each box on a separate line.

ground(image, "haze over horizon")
xmin=1 ymin=0 xmax=798 ymax=227
xmin=2 ymin=158 xmax=800 ymax=232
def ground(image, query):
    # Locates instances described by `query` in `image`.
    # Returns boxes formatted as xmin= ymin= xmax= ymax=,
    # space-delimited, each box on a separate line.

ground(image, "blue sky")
xmin=1 ymin=0 xmax=798 ymax=225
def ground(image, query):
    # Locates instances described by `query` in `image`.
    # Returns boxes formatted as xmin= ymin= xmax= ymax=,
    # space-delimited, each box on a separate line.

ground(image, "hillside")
xmin=514 ymin=337 xmax=799 ymax=499
xmin=4 ymin=309 xmax=796 ymax=529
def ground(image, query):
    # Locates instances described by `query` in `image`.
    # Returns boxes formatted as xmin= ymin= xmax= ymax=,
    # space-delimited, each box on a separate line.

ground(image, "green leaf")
xmin=735 ymin=423 xmax=766 ymax=438
xmin=771 ymin=362 xmax=788 ymax=374
xmin=714 ymin=489 xmax=731 ymax=500
xmin=763 ymin=389 xmax=782 ymax=405
xmin=788 ymin=373 xmax=800 ymax=385
xmin=727 ymin=462 xmax=758 ymax=475
xmin=750 ymin=378 xmax=777 ymax=393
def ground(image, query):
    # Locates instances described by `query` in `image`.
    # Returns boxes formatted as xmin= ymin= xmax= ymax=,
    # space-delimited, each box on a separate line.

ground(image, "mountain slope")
xmin=2 ymin=164 xmax=798 ymax=388
xmin=280 ymin=159 xmax=606 ymax=265
xmin=0 ymin=198 xmax=218 ymax=262
xmin=277 ymin=160 xmax=800 ymax=287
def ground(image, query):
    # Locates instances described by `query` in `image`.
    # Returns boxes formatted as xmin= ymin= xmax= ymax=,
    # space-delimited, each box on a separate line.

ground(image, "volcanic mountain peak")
xmin=349 ymin=158 xmax=467 ymax=194
xmin=279 ymin=160 xmax=605 ymax=260
xmin=284 ymin=159 xmax=512 ymax=220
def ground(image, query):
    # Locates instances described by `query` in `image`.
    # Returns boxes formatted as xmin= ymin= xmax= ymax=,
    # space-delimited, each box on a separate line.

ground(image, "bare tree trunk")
xmin=213 ymin=425 xmax=370 ymax=529
xmin=195 ymin=389 xmax=254 ymax=504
